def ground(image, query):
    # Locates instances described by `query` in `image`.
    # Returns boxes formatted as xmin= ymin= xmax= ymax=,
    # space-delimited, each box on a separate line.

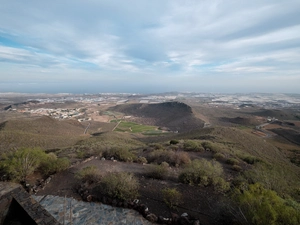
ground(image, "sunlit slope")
xmin=0 ymin=116 xmax=86 ymax=152
xmin=175 ymin=126 xmax=300 ymax=198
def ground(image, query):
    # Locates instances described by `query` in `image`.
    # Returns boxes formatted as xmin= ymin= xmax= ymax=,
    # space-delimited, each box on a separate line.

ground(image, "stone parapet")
xmin=0 ymin=182 xmax=61 ymax=225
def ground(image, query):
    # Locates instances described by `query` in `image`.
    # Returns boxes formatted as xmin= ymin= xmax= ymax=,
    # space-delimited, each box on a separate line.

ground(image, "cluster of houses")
xmin=20 ymin=107 xmax=90 ymax=121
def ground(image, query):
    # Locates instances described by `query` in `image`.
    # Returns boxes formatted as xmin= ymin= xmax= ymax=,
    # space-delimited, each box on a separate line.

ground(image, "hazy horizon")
xmin=1 ymin=1 xmax=300 ymax=94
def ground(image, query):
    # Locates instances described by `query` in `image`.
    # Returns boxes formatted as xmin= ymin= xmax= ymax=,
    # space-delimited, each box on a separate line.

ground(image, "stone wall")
xmin=0 ymin=182 xmax=60 ymax=225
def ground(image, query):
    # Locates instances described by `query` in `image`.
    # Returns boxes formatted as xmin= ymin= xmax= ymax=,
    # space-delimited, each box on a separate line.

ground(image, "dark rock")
xmin=138 ymin=204 xmax=149 ymax=216
xmin=171 ymin=213 xmax=179 ymax=224
xmin=146 ymin=213 xmax=158 ymax=223
xmin=193 ymin=220 xmax=200 ymax=225
xmin=86 ymin=195 xmax=92 ymax=202
xmin=158 ymin=216 xmax=172 ymax=224
xmin=178 ymin=216 xmax=192 ymax=225
xmin=112 ymin=199 xmax=117 ymax=206
xmin=117 ymin=201 xmax=123 ymax=207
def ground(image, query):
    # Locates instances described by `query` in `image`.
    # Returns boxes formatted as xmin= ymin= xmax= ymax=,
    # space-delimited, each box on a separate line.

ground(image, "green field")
xmin=114 ymin=121 xmax=163 ymax=134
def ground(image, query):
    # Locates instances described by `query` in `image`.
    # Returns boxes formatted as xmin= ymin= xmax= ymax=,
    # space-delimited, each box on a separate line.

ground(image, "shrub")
xmin=212 ymin=177 xmax=230 ymax=192
xmin=236 ymin=183 xmax=300 ymax=225
xmin=226 ymin=158 xmax=239 ymax=165
xmin=39 ymin=154 xmax=70 ymax=176
xmin=136 ymin=156 xmax=147 ymax=164
xmin=161 ymin=161 xmax=169 ymax=168
xmin=75 ymin=166 xmax=101 ymax=184
xmin=162 ymin=188 xmax=182 ymax=209
xmin=149 ymin=143 xmax=164 ymax=150
xmin=103 ymin=147 xmax=136 ymax=162
xmin=201 ymin=141 xmax=222 ymax=153
xmin=201 ymin=141 xmax=214 ymax=151
xmin=183 ymin=140 xmax=204 ymax=152
xmin=170 ymin=140 xmax=179 ymax=145
xmin=213 ymin=153 xmax=226 ymax=160
xmin=242 ymin=155 xmax=260 ymax=164
xmin=0 ymin=148 xmax=47 ymax=181
xmin=76 ymin=150 xmax=86 ymax=159
xmin=148 ymin=149 xmax=190 ymax=167
xmin=232 ymin=165 xmax=242 ymax=172
xmin=172 ymin=151 xmax=191 ymax=167
xmin=99 ymin=172 xmax=139 ymax=201
xmin=147 ymin=163 xmax=169 ymax=179
xmin=179 ymin=159 xmax=228 ymax=191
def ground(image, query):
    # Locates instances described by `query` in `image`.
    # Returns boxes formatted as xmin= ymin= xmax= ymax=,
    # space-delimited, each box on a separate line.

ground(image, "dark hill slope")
xmin=110 ymin=102 xmax=204 ymax=132
xmin=0 ymin=116 xmax=85 ymax=152
xmin=248 ymin=109 xmax=300 ymax=120
xmin=219 ymin=116 xmax=259 ymax=126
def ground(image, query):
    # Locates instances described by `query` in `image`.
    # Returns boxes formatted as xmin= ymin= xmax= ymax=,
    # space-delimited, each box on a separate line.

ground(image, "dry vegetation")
xmin=1 ymin=101 xmax=300 ymax=225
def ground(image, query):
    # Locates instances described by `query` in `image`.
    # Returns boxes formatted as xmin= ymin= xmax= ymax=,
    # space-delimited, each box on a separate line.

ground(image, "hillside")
xmin=248 ymin=109 xmax=300 ymax=120
xmin=0 ymin=116 xmax=86 ymax=152
xmin=172 ymin=126 xmax=300 ymax=198
xmin=110 ymin=102 xmax=204 ymax=132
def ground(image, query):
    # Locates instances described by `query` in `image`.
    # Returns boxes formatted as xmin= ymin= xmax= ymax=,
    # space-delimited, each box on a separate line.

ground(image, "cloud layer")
xmin=0 ymin=0 xmax=300 ymax=93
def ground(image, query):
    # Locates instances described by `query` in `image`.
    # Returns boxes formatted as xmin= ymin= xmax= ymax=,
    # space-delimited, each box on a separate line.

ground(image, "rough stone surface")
xmin=0 ymin=182 xmax=61 ymax=225
xmin=33 ymin=195 xmax=154 ymax=225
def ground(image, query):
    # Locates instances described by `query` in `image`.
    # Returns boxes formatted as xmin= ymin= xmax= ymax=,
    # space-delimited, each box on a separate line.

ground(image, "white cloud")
xmin=0 ymin=0 xmax=299 ymax=93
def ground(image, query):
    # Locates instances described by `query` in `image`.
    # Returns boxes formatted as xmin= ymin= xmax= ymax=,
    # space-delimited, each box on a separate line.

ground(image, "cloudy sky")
xmin=0 ymin=0 xmax=300 ymax=93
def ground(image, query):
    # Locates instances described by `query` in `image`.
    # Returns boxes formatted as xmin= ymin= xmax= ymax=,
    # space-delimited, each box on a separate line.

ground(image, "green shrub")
xmin=179 ymin=159 xmax=227 ymax=191
xmin=242 ymin=155 xmax=260 ymax=164
xmin=39 ymin=154 xmax=70 ymax=176
xmin=147 ymin=163 xmax=169 ymax=179
xmin=183 ymin=140 xmax=204 ymax=152
xmin=148 ymin=149 xmax=171 ymax=163
xmin=236 ymin=183 xmax=300 ymax=225
xmin=226 ymin=158 xmax=239 ymax=165
xmin=201 ymin=141 xmax=214 ymax=151
xmin=76 ymin=150 xmax=86 ymax=159
xmin=243 ymin=162 xmax=294 ymax=196
xmin=212 ymin=177 xmax=230 ymax=192
xmin=232 ymin=165 xmax=242 ymax=172
xmin=162 ymin=188 xmax=182 ymax=209
xmin=149 ymin=143 xmax=164 ymax=150
xmin=201 ymin=141 xmax=222 ymax=153
xmin=75 ymin=166 xmax=101 ymax=184
xmin=0 ymin=148 xmax=47 ymax=181
xmin=136 ymin=156 xmax=147 ymax=164
xmin=103 ymin=147 xmax=136 ymax=162
xmin=213 ymin=153 xmax=226 ymax=160
xmin=99 ymin=172 xmax=139 ymax=201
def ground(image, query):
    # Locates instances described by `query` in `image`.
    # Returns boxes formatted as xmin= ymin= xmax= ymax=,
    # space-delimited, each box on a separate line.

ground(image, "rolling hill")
xmin=110 ymin=101 xmax=204 ymax=132
xmin=0 ymin=116 xmax=86 ymax=152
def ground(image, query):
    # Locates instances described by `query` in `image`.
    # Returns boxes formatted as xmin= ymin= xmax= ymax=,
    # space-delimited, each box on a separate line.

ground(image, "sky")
xmin=0 ymin=0 xmax=300 ymax=94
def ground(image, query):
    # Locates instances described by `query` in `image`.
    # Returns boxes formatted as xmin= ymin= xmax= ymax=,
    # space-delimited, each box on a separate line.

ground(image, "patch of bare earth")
xmin=36 ymin=159 xmax=226 ymax=225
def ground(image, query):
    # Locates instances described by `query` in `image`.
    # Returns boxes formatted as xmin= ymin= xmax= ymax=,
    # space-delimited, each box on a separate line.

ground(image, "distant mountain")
xmin=110 ymin=101 xmax=204 ymax=132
